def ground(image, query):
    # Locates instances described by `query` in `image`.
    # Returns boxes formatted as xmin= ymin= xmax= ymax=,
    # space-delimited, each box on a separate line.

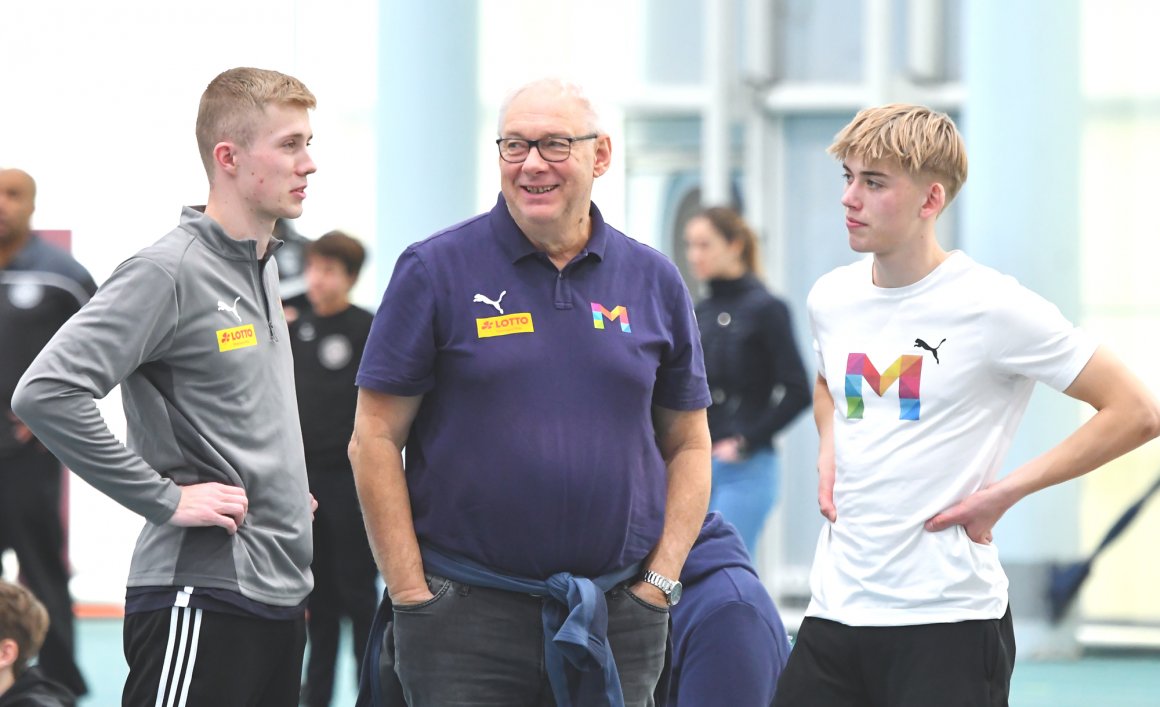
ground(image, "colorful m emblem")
xmin=592 ymin=303 xmax=631 ymax=332
xmin=846 ymin=353 xmax=922 ymax=420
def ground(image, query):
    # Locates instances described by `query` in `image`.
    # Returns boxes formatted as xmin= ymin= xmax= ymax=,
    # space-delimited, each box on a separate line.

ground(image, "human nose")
xmin=299 ymin=150 xmax=317 ymax=176
xmin=521 ymin=143 xmax=549 ymax=171
xmin=841 ymin=182 xmax=859 ymax=210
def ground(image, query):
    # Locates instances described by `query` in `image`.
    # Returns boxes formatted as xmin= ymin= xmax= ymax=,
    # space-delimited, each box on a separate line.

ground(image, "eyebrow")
xmin=842 ymin=163 xmax=891 ymax=179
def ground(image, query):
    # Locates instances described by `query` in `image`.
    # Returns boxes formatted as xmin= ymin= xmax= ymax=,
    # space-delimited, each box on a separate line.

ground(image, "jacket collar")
xmin=180 ymin=206 xmax=284 ymax=262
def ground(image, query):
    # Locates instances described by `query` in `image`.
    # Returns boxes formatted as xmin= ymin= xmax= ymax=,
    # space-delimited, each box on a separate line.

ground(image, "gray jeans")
xmin=385 ymin=574 xmax=670 ymax=707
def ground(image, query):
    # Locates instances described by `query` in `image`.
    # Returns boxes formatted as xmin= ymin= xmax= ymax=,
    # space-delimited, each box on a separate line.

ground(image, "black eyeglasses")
xmin=496 ymin=134 xmax=598 ymax=163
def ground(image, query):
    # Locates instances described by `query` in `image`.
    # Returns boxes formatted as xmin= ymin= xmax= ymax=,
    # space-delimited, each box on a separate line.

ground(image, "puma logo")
xmin=914 ymin=337 xmax=946 ymax=364
xmin=217 ymin=296 xmax=242 ymax=323
xmin=473 ymin=290 xmax=506 ymax=315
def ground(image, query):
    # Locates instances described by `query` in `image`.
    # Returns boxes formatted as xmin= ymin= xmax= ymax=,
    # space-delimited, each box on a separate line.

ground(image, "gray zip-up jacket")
xmin=12 ymin=207 xmax=312 ymax=606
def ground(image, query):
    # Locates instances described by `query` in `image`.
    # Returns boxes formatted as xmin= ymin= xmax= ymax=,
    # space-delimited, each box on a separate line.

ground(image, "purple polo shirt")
xmin=357 ymin=194 xmax=710 ymax=579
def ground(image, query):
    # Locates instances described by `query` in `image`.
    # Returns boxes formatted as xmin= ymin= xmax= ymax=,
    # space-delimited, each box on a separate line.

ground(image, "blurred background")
xmin=3 ymin=0 xmax=1160 ymax=702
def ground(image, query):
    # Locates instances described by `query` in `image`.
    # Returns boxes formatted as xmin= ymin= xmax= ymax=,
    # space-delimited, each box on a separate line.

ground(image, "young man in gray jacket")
xmin=13 ymin=67 xmax=318 ymax=705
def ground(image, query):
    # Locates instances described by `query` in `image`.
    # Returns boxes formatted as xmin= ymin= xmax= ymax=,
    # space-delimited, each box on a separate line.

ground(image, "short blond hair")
xmin=828 ymin=104 xmax=968 ymax=206
xmin=0 ymin=581 xmax=49 ymax=677
xmin=195 ymin=67 xmax=316 ymax=179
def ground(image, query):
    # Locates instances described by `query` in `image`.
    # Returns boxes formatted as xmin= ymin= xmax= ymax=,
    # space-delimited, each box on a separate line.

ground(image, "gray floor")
xmin=71 ymin=618 xmax=1160 ymax=706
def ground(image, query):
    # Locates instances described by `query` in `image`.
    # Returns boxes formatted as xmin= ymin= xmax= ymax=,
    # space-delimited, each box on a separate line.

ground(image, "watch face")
xmin=669 ymin=581 xmax=683 ymax=606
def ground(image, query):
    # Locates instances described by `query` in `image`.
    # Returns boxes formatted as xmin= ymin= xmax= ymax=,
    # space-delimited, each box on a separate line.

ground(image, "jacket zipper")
xmin=253 ymin=256 xmax=278 ymax=343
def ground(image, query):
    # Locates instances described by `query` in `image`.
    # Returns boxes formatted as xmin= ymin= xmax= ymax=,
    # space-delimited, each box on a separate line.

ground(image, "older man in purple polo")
xmin=350 ymin=78 xmax=712 ymax=707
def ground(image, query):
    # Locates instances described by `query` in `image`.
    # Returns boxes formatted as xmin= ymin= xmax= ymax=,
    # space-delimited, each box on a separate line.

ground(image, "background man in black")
xmin=290 ymin=231 xmax=377 ymax=707
xmin=0 ymin=168 xmax=94 ymax=697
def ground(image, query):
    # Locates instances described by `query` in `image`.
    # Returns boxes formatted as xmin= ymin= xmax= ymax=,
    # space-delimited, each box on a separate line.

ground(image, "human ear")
xmin=920 ymin=181 xmax=946 ymax=219
xmin=592 ymin=136 xmax=613 ymax=178
xmin=213 ymin=142 xmax=240 ymax=176
xmin=0 ymin=638 xmax=18 ymax=670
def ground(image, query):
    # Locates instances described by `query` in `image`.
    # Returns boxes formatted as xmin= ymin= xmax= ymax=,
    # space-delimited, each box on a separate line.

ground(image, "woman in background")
xmin=684 ymin=207 xmax=811 ymax=557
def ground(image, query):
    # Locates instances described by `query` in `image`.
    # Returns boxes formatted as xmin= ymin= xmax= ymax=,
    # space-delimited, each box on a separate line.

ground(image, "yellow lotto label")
xmin=476 ymin=312 xmax=534 ymax=338
xmin=217 ymin=324 xmax=258 ymax=352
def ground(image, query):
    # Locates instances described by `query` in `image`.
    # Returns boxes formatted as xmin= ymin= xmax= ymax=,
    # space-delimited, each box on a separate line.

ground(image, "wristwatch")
xmin=641 ymin=569 xmax=683 ymax=606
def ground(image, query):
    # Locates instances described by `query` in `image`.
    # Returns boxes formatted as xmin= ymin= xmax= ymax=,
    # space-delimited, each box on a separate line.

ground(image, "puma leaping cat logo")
xmin=914 ymin=337 xmax=946 ymax=364
xmin=217 ymin=296 xmax=242 ymax=323
xmin=473 ymin=290 xmax=506 ymax=315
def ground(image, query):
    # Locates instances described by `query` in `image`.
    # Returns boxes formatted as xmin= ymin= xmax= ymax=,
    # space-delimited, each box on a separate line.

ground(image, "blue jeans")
xmin=709 ymin=449 xmax=778 ymax=557
xmin=388 ymin=574 xmax=669 ymax=706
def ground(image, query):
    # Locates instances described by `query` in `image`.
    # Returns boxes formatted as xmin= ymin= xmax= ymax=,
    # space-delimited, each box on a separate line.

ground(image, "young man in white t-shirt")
xmin=773 ymin=104 xmax=1160 ymax=707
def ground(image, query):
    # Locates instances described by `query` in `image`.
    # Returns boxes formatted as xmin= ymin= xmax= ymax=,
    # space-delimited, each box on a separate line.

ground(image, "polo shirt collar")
xmin=488 ymin=193 xmax=609 ymax=265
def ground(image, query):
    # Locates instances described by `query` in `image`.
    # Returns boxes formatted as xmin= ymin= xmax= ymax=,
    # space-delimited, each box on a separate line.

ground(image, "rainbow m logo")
xmin=846 ymin=353 xmax=922 ymax=420
xmin=592 ymin=303 xmax=631 ymax=332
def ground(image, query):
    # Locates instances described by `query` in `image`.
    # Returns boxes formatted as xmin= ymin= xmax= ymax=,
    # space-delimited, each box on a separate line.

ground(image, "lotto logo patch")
xmin=476 ymin=313 xmax=534 ymax=338
xmin=217 ymin=324 xmax=258 ymax=352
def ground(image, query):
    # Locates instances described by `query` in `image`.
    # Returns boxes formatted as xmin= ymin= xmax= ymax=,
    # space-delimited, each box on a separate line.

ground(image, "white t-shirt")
xmin=806 ymin=252 xmax=1097 ymax=626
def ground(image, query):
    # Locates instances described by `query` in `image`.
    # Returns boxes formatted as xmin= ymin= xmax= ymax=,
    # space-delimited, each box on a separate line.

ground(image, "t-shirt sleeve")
xmin=674 ymin=602 xmax=786 ymax=707
xmin=652 ymin=269 xmax=711 ymax=411
xmin=356 ymin=247 xmax=437 ymax=396
xmin=988 ymin=278 xmax=1098 ymax=391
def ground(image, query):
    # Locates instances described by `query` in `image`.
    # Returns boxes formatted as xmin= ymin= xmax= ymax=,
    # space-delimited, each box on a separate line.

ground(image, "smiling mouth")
xmin=523 ymin=185 xmax=557 ymax=194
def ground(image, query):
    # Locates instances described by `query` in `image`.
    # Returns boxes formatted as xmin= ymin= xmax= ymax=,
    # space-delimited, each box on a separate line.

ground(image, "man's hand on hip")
xmin=169 ymin=482 xmax=249 ymax=534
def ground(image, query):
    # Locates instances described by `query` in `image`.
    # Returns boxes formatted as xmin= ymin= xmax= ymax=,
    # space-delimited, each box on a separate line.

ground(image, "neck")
xmin=0 ymin=668 xmax=13 ymax=695
xmin=0 ymin=230 xmax=32 ymax=269
xmin=871 ymin=233 xmax=948 ymax=288
xmin=311 ymin=296 xmax=350 ymax=318
xmin=204 ymin=195 xmax=274 ymax=259
xmin=516 ymin=214 xmax=592 ymax=270
xmin=715 ymin=261 xmax=748 ymax=281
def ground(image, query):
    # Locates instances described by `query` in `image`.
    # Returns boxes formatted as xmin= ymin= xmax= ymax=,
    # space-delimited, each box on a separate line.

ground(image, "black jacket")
xmin=0 ymin=667 xmax=76 ymax=707
xmin=695 ymin=275 xmax=810 ymax=452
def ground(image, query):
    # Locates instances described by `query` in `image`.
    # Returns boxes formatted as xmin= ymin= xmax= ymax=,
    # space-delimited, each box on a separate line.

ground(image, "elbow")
xmin=10 ymin=377 xmax=37 ymax=424
xmin=1138 ymin=398 xmax=1160 ymax=443
xmin=347 ymin=433 xmax=361 ymax=472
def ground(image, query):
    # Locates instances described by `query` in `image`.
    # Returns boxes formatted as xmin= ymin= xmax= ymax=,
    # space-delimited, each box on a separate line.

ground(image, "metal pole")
xmin=702 ymin=0 xmax=734 ymax=207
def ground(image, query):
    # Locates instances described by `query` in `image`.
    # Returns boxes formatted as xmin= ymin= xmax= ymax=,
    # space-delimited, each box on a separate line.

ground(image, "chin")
xmin=848 ymin=237 xmax=873 ymax=254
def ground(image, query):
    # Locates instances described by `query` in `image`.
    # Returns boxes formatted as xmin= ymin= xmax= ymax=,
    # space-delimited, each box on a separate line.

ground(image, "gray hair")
xmin=496 ymin=77 xmax=605 ymax=136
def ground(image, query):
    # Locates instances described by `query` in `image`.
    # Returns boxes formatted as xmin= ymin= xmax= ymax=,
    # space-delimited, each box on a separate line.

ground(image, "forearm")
xmin=994 ymin=400 xmax=1160 ymax=507
xmin=349 ymin=432 xmax=426 ymax=598
xmin=813 ymin=375 xmax=835 ymax=467
xmin=813 ymin=375 xmax=838 ymax=520
xmin=647 ymin=409 xmax=711 ymax=579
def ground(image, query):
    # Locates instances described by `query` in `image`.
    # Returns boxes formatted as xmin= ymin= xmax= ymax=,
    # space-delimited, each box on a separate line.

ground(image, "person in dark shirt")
xmin=290 ymin=231 xmax=377 ymax=707
xmin=0 ymin=169 xmax=94 ymax=697
xmin=669 ymin=512 xmax=790 ymax=706
xmin=0 ymin=580 xmax=75 ymax=707
xmin=684 ymin=207 xmax=810 ymax=556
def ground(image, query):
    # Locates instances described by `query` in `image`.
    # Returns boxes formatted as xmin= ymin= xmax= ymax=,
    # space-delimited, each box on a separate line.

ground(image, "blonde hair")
xmin=0 ymin=581 xmax=49 ymax=677
xmin=497 ymin=77 xmax=605 ymax=135
xmin=195 ymin=67 xmax=316 ymax=179
xmin=828 ymin=104 xmax=968 ymax=206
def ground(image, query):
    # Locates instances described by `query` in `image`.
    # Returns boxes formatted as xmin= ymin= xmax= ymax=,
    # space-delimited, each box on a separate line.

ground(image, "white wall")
xmin=1 ymin=0 xmax=378 ymax=603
